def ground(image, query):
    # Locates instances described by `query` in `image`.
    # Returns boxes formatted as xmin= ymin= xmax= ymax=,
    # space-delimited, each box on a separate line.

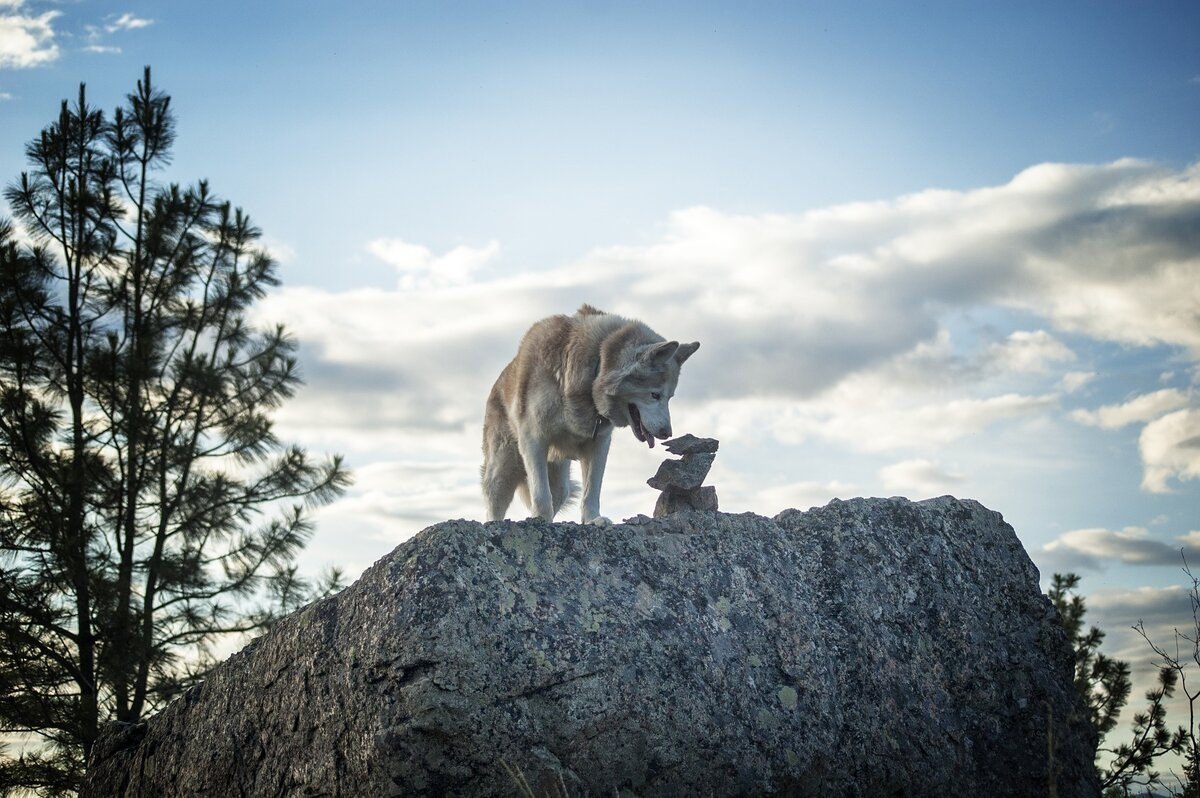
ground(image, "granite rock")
xmin=646 ymin=452 xmax=715 ymax=491
xmin=662 ymin=434 xmax=720 ymax=455
xmin=654 ymin=485 xmax=719 ymax=518
xmin=81 ymin=497 xmax=1100 ymax=797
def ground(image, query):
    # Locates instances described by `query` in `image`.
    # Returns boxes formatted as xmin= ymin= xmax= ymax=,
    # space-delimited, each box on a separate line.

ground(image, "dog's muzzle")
xmin=628 ymin=403 xmax=656 ymax=449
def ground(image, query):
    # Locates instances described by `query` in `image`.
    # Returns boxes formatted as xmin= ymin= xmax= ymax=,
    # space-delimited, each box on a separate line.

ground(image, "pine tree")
xmin=0 ymin=69 xmax=349 ymax=795
xmin=1050 ymin=573 xmax=1185 ymax=796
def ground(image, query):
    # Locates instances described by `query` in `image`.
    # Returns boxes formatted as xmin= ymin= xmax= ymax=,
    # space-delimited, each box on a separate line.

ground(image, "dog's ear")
xmin=675 ymin=341 xmax=699 ymax=365
xmin=640 ymin=340 xmax=680 ymax=365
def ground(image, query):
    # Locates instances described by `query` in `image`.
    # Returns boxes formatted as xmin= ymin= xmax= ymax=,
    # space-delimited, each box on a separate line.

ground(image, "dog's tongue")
xmin=647 ymin=435 xmax=655 ymax=449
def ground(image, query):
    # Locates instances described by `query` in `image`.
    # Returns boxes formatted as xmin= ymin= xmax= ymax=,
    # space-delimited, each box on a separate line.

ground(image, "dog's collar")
xmin=592 ymin=414 xmax=612 ymax=439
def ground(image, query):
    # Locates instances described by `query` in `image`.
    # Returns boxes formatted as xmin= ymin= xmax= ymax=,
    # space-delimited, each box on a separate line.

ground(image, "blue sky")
xmin=3 ymin=0 xmax=1200 ymax=745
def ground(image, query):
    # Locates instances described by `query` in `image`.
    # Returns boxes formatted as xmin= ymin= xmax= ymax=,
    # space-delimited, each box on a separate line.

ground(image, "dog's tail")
xmin=516 ymin=480 xmax=530 ymax=513
xmin=514 ymin=462 xmax=578 ymax=519
xmin=548 ymin=461 xmax=579 ymax=516
xmin=558 ymin=480 xmax=582 ymax=514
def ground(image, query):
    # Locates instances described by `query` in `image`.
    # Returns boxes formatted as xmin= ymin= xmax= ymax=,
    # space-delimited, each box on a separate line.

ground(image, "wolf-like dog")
xmin=482 ymin=304 xmax=699 ymax=525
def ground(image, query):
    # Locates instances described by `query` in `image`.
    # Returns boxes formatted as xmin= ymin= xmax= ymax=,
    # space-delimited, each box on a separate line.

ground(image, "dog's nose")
xmin=658 ymin=426 xmax=671 ymax=440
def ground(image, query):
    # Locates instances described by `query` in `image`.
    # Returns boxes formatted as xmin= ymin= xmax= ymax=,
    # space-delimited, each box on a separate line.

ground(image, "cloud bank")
xmin=1041 ymin=526 xmax=1200 ymax=572
xmin=252 ymin=158 xmax=1200 ymax=536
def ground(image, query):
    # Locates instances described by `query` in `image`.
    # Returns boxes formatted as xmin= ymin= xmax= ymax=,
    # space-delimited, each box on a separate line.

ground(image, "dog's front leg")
xmin=518 ymin=433 xmax=555 ymax=521
xmin=580 ymin=428 xmax=613 ymax=526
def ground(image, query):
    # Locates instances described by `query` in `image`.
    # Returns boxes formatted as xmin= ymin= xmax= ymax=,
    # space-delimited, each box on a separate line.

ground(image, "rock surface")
xmin=654 ymin=485 xmax=719 ymax=516
xmin=82 ymin=497 xmax=1099 ymax=797
xmin=662 ymin=434 xmax=719 ymax=455
xmin=650 ymin=435 xmax=721 ymax=517
xmin=646 ymin=452 xmax=715 ymax=491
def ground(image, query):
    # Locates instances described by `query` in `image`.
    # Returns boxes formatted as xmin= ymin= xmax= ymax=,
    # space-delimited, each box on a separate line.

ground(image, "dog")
xmin=482 ymin=304 xmax=699 ymax=525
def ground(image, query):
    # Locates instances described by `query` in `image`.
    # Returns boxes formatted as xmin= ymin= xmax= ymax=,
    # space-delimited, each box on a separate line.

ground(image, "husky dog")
xmin=482 ymin=304 xmax=699 ymax=525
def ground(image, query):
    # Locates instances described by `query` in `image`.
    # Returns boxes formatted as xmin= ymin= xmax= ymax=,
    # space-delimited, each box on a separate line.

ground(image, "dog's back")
xmin=484 ymin=307 xmax=633 ymax=449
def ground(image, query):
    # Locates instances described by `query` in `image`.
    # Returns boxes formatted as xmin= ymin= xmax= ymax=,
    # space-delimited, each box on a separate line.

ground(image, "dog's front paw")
xmin=585 ymin=515 xmax=613 ymax=527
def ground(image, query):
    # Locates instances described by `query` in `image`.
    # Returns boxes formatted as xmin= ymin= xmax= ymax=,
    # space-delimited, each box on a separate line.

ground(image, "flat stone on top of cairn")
xmin=649 ymin=435 xmax=720 ymax=518
xmin=662 ymin=434 xmax=719 ymax=456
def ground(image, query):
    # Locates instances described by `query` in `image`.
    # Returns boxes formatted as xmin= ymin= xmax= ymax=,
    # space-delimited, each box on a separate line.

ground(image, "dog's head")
xmin=612 ymin=340 xmax=699 ymax=449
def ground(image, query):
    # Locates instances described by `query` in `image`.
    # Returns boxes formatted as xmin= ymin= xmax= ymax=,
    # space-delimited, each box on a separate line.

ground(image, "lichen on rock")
xmin=82 ymin=497 xmax=1100 ymax=798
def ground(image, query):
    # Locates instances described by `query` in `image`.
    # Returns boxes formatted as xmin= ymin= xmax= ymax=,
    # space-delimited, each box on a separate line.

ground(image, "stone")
xmin=646 ymin=451 xmax=715 ymax=491
xmin=654 ymin=485 xmax=719 ymax=517
xmin=662 ymin=434 xmax=719 ymax=455
xmin=650 ymin=434 xmax=719 ymax=517
xmin=81 ymin=497 xmax=1100 ymax=797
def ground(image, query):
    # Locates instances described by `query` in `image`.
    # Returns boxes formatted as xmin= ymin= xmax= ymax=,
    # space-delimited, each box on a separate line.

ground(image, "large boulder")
xmin=82 ymin=497 xmax=1099 ymax=797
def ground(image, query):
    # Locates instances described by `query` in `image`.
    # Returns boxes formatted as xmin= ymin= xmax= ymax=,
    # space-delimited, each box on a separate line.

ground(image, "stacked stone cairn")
xmin=648 ymin=434 xmax=720 ymax=518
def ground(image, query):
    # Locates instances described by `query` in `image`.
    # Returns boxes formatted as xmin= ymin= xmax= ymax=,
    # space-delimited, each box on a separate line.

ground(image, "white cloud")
xmin=1041 ymin=526 xmax=1199 ymax=570
xmin=260 ymin=236 xmax=296 ymax=264
xmin=297 ymin=456 xmax=487 ymax=577
xmin=1179 ymin=530 xmax=1200 ymax=548
xmin=1140 ymin=408 xmax=1200 ymax=493
xmin=0 ymin=4 xmax=60 ymax=68
xmin=255 ymin=158 xmax=1200 ymax=510
xmin=1069 ymin=389 xmax=1198 ymax=494
xmin=1071 ymin=388 xmax=1192 ymax=430
xmin=258 ymin=279 xmax=559 ymax=466
xmin=1105 ymin=161 xmax=1200 ymax=207
xmin=580 ymin=160 xmax=1200 ymax=387
xmin=1081 ymin=578 xmax=1197 ymax=742
xmin=106 ymin=12 xmax=152 ymax=33
xmin=986 ymin=330 xmax=1074 ymax=374
xmin=0 ymin=89 xmax=11 ymax=100
xmin=1086 ymin=584 xmax=1192 ymax=629
xmin=754 ymin=480 xmax=857 ymax=513
xmin=1083 ymin=583 xmax=1194 ymax=667
xmin=366 ymin=238 xmax=500 ymax=289
xmin=1059 ymin=371 xmax=1095 ymax=393
xmin=1076 ymin=582 xmax=1196 ymax=722
xmin=878 ymin=459 xmax=965 ymax=498
xmin=316 ymin=459 xmax=481 ymax=538
xmin=642 ymin=329 xmax=1060 ymax=456
xmin=273 ymin=159 xmax=1200 ymax=414
xmin=762 ymin=389 xmax=1057 ymax=453
xmin=641 ymin=358 xmax=1057 ymax=457
xmin=80 ymin=12 xmax=152 ymax=55
xmin=1011 ymin=163 xmax=1200 ymax=353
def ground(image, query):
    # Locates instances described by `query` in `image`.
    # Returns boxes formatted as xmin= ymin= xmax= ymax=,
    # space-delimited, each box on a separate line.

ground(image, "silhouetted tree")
xmin=1051 ymin=573 xmax=1186 ymax=796
xmin=0 ymin=69 xmax=349 ymax=795
xmin=1133 ymin=557 xmax=1200 ymax=798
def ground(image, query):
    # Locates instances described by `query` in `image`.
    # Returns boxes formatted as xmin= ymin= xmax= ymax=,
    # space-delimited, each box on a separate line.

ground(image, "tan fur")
xmin=482 ymin=305 xmax=698 ymax=524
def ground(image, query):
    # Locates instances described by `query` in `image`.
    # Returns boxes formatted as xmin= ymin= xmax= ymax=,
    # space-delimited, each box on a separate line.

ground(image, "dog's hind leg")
xmin=482 ymin=437 xmax=524 ymax=522
xmin=548 ymin=461 xmax=579 ymax=517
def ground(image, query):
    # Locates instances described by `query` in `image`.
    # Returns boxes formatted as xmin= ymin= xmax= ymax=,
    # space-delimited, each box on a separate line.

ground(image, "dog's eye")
xmin=651 ymin=392 xmax=661 ymax=400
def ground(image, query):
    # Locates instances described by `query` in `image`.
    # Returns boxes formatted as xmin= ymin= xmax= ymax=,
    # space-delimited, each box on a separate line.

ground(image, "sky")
xmin=3 ymin=0 xmax=1200 ymax=760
